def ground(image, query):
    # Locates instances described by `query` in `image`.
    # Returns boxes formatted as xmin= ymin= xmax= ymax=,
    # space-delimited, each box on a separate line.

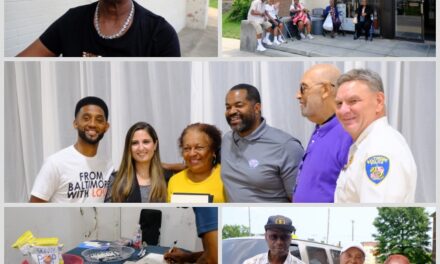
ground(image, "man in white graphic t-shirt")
xmin=30 ymin=96 xmax=113 ymax=203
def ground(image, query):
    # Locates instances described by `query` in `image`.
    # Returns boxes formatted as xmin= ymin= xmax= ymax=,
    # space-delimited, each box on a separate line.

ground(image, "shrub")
xmin=227 ymin=0 xmax=252 ymax=22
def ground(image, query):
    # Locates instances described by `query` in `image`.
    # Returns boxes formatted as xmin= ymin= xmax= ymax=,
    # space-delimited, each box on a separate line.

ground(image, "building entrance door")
xmin=423 ymin=0 xmax=435 ymax=41
xmin=395 ymin=0 xmax=424 ymax=41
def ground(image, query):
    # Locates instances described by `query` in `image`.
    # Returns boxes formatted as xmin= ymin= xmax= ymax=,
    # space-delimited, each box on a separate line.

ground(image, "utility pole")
xmin=351 ymin=220 xmax=355 ymax=241
xmin=248 ymin=207 xmax=251 ymax=236
xmin=326 ymin=208 xmax=330 ymax=244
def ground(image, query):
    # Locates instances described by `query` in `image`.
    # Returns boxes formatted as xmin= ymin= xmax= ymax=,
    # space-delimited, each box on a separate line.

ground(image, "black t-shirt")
xmin=40 ymin=1 xmax=181 ymax=57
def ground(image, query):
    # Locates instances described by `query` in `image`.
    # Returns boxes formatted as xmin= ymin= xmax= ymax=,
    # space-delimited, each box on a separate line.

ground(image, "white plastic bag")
xmin=323 ymin=14 xmax=333 ymax=31
xmin=352 ymin=16 xmax=358 ymax=24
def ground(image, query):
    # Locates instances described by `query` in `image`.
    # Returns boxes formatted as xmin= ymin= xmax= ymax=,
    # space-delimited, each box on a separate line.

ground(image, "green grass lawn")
xmin=209 ymin=0 xmax=218 ymax=8
xmin=222 ymin=11 xmax=241 ymax=39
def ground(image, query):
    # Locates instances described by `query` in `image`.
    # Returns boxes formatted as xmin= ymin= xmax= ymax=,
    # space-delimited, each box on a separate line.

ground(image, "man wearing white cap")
xmin=340 ymin=242 xmax=365 ymax=264
xmin=243 ymin=215 xmax=304 ymax=264
xmin=384 ymin=254 xmax=410 ymax=264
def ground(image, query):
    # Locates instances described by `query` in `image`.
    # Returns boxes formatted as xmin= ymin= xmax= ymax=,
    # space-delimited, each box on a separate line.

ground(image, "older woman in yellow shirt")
xmin=167 ymin=123 xmax=225 ymax=203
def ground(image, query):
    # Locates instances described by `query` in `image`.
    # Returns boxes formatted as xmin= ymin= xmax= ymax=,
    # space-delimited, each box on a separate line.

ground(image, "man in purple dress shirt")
xmin=293 ymin=64 xmax=352 ymax=203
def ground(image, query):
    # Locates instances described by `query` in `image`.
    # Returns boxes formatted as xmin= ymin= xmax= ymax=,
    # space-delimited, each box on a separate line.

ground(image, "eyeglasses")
xmin=268 ymin=233 xmax=291 ymax=241
xmin=299 ymin=82 xmax=335 ymax=95
xmin=182 ymin=146 xmax=209 ymax=154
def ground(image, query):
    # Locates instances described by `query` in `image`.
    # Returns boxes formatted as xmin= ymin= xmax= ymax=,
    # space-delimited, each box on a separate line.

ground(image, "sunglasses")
xmin=299 ymin=82 xmax=335 ymax=95
xmin=268 ymin=233 xmax=291 ymax=241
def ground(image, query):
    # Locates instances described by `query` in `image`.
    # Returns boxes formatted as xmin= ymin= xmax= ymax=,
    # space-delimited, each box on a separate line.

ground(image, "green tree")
xmin=222 ymin=224 xmax=250 ymax=239
xmin=226 ymin=0 xmax=252 ymax=22
xmin=373 ymin=207 xmax=432 ymax=263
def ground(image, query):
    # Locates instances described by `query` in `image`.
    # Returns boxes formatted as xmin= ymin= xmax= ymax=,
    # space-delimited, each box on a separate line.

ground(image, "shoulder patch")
xmin=365 ymin=155 xmax=390 ymax=184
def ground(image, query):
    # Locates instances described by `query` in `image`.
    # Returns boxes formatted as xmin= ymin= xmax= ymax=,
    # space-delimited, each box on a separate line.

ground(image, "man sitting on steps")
xmin=247 ymin=0 xmax=273 ymax=52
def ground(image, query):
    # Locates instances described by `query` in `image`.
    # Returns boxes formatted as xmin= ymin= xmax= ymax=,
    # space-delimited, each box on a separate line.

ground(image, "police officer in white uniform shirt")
xmin=334 ymin=69 xmax=417 ymax=203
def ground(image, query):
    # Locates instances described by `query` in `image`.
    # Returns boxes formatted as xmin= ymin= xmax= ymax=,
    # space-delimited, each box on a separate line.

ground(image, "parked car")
xmin=222 ymin=236 xmax=341 ymax=264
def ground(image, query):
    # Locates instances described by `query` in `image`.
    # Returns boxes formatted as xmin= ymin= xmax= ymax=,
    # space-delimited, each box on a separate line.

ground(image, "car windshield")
xmin=223 ymin=238 xmax=340 ymax=264
xmin=223 ymin=238 xmax=268 ymax=264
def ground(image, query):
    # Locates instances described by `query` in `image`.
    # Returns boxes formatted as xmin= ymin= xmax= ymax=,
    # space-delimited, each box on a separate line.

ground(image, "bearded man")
xmin=30 ymin=96 xmax=113 ymax=203
xmin=221 ymin=84 xmax=303 ymax=202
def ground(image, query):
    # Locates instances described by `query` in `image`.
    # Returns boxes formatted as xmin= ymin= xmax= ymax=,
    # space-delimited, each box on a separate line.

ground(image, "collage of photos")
xmin=2 ymin=0 xmax=437 ymax=264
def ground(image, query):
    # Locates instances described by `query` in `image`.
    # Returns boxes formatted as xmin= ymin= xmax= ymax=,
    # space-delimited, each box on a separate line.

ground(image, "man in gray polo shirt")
xmin=222 ymin=83 xmax=304 ymax=202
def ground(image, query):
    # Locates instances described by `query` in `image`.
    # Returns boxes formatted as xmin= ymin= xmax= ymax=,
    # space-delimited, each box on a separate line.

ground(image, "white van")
xmin=222 ymin=237 xmax=342 ymax=264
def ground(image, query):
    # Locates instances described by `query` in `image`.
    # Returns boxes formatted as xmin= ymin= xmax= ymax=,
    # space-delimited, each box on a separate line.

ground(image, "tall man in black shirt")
xmin=17 ymin=0 xmax=180 ymax=57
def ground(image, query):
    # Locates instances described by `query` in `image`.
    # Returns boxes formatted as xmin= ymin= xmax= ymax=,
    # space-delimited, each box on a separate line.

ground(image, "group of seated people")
xmin=248 ymin=0 xmax=375 ymax=52
xmin=291 ymin=0 xmax=375 ymax=40
xmin=247 ymin=0 xmax=314 ymax=52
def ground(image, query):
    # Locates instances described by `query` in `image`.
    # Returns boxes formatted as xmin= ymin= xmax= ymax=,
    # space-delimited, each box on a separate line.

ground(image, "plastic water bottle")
xmin=133 ymin=224 xmax=142 ymax=249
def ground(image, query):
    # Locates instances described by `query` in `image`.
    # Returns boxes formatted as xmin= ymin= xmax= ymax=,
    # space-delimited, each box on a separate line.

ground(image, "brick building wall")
xmin=279 ymin=0 xmax=292 ymax=17
xmin=277 ymin=0 xmax=329 ymax=17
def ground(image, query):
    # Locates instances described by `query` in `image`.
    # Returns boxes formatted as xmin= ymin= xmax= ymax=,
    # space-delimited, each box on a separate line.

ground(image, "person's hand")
xmin=164 ymin=248 xmax=192 ymax=264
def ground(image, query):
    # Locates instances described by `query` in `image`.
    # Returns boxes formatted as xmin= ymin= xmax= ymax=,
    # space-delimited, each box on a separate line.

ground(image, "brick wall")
xmin=278 ymin=0 xmax=330 ymax=17
xmin=279 ymin=0 xmax=291 ymax=17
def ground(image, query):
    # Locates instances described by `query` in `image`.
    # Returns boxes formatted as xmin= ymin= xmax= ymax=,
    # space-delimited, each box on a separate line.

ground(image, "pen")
xmin=168 ymin=240 xmax=178 ymax=253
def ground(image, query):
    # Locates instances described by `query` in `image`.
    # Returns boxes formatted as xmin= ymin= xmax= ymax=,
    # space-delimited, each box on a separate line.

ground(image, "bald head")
xmin=297 ymin=64 xmax=341 ymax=124
xmin=384 ymin=255 xmax=410 ymax=264
xmin=303 ymin=64 xmax=341 ymax=90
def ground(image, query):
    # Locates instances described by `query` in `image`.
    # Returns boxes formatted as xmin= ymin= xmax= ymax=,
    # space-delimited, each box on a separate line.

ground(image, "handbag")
xmin=323 ymin=14 xmax=333 ymax=31
xmin=352 ymin=16 xmax=358 ymax=24
xmin=373 ymin=17 xmax=379 ymax=29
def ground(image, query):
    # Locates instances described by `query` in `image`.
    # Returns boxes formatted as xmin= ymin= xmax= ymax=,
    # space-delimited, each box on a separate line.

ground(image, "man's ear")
xmin=321 ymin=83 xmax=335 ymax=100
xmin=73 ymin=119 xmax=78 ymax=129
xmin=254 ymin=102 xmax=262 ymax=115
xmin=104 ymin=122 xmax=110 ymax=133
xmin=375 ymin=92 xmax=385 ymax=113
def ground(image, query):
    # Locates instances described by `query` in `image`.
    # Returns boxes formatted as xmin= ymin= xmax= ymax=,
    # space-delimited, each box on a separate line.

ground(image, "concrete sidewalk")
xmin=222 ymin=37 xmax=303 ymax=57
xmin=178 ymin=7 xmax=218 ymax=57
xmin=222 ymin=34 xmax=436 ymax=57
